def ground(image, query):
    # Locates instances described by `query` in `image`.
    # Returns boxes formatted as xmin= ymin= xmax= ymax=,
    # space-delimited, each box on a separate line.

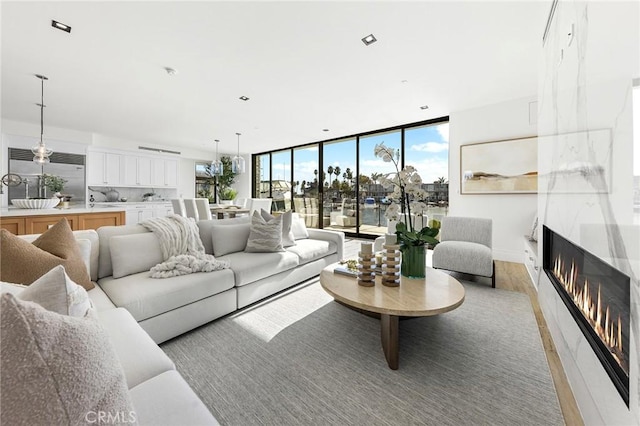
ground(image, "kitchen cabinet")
xmin=87 ymin=151 xmax=122 ymax=186
xmin=125 ymin=203 xmax=172 ymax=225
xmin=123 ymin=156 xmax=152 ymax=186
xmin=0 ymin=210 xmax=125 ymax=235
xmin=151 ymin=159 xmax=178 ymax=188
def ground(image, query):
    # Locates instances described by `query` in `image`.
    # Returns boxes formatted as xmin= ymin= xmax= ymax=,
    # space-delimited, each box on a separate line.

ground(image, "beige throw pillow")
xmin=109 ymin=233 xmax=164 ymax=279
xmin=245 ymin=211 xmax=284 ymax=253
xmin=260 ymin=209 xmax=296 ymax=247
xmin=0 ymin=293 xmax=137 ymax=425
xmin=0 ymin=218 xmax=93 ymax=290
xmin=17 ymin=265 xmax=93 ymax=317
xmin=291 ymin=213 xmax=310 ymax=240
xmin=211 ymin=222 xmax=252 ymax=256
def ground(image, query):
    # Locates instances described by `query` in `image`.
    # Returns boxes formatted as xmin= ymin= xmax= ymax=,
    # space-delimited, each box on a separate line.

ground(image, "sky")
xmin=263 ymin=122 xmax=449 ymax=187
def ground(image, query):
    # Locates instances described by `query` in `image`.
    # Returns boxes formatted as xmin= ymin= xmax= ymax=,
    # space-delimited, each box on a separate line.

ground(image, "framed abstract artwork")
xmin=460 ymin=136 xmax=538 ymax=194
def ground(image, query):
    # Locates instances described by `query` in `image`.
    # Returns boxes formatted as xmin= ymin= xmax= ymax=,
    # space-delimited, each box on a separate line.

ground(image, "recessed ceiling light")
xmin=361 ymin=34 xmax=377 ymax=46
xmin=322 ymin=129 xmax=330 ymax=132
xmin=51 ymin=20 xmax=71 ymax=33
xmin=164 ymin=67 xmax=178 ymax=76
xmin=239 ymin=96 xmax=249 ymax=101
xmin=420 ymin=105 xmax=429 ymax=110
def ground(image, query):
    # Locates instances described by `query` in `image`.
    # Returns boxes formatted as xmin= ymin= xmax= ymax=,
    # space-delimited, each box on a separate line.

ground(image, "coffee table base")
xmin=381 ymin=314 xmax=399 ymax=370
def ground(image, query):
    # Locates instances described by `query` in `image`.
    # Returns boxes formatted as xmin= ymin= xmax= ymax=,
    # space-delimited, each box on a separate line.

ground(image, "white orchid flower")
xmin=384 ymin=202 xmax=400 ymax=220
xmin=410 ymin=173 xmax=422 ymax=185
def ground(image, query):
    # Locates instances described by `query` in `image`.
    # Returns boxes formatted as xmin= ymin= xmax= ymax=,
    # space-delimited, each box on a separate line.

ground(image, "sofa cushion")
xmin=219 ymin=251 xmax=299 ymax=286
xmin=17 ymin=265 xmax=93 ymax=317
xmin=286 ymin=238 xmax=338 ymax=265
xmin=261 ymin=209 xmax=295 ymax=247
xmin=197 ymin=217 xmax=251 ymax=255
xmin=245 ymin=211 xmax=284 ymax=253
xmin=0 ymin=219 xmax=93 ymax=290
xmin=97 ymin=224 xmax=150 ymax=279
xmin=0 ymin=293 xmax=135 ymax=426
xmin=211 ymin=222 xmax=251 ymax=256
xmin=87 ymin=284 xmax=117 ymax=311
xmin=109 ymin=233 xmax=164 ymax=279
xmin=291 ymin=213 xmax=309 ymax=240
xmin=98 ymin=308 xmax=175 ymax=389
xmin=98 ymin=269 xmax=236 ymax=322
xmin=129 ymin=370 xmax=218 ymax=425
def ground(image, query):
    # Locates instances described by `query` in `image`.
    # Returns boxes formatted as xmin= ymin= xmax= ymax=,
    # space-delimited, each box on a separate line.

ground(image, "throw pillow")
xmin=291 ymin=213 xmax=310 ymax=240
xmin=17 ymin=265 xmax=93 ymax=317
xmin=109 ymin=233 xmax=164 ymax=279
xmin=245 ymin=211 xmax=284 ymax=253
xmin=0 ymin=281 xmax=27 ymax=296
xmin=0 ymin=219 xmax=93 ymax=290
xmin=0 ymin=293 xmax=136 ymax=425
xmin=211 ymin=222 xmax=252 ymax=256
xmin=260 ymin=209 xmax=296 ymax=247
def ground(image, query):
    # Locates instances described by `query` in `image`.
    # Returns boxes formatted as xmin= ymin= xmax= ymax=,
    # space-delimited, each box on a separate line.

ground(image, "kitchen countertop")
xmin=1 ymin=205 xmax=127 ymax=217
xmin=93 ymin=201 xmax=172 ymax=206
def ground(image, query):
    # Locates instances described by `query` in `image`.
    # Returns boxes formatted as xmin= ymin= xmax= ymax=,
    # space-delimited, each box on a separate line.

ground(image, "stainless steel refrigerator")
xmin=8 ymin=148 xmax=86 ymax=204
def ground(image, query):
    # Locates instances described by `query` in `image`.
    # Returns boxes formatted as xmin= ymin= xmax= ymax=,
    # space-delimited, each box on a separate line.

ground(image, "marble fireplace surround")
xmin=537 ymin=1 xmax=639 ymax=424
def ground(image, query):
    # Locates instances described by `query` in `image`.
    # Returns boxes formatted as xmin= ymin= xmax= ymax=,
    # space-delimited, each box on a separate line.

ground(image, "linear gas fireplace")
xmin=543 ymin=225 xmax=630 ymax=406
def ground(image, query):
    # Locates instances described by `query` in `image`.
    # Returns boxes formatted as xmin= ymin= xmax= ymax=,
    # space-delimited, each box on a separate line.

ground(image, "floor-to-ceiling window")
xmin=252 ymin=117 xmax=449 ymax=237
xmin=293 ymin=145 xmax=320 ymax=228
xmin=323 ymin=138 xmax=356 ymax=232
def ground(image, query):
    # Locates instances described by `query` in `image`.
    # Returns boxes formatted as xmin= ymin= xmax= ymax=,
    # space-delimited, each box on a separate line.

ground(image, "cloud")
xmin=410 ymin=141 xmax=449 ymax=153
xmin=437 ymin=123 xmax=449 ymax=142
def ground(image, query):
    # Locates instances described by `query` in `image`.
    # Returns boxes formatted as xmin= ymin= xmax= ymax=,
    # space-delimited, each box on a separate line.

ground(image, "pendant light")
xmin=211 ymin=139 xmax=223 ymax=176
xmin=232 ymin=132 xmax=245 ymax=174
xmin=32 ymin=74 xmax=53 ymax=164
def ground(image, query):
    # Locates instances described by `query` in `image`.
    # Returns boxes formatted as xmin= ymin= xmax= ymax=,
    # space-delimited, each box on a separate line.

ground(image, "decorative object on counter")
xmin=0 ymin=173 xmax=23 ymax=195
xmin=357 ymin=242 xmax=375 ymax=287
xmin=32 ymin=74 xmax=53 ymax=165
xmin=89 ymin=187 xmax=120 ymax=202
xmin=56 ymin=194 xmax=73 ymax=209
xmin=232 ymin=132 xmax=245 ymax=174
xmin=382 ymin=233 xmax=400 ymax=287
xmin=42 ymin=174 xmax=66 ymax=196
xmin=376 ymin=142 xmax=439 ymax=279
xmin=120 ymin=197 xmax=127 ymax=202
xmin=142 ymin=192 xmax=156 ymax=202
xmin=89 ymin=194 xmax=95 ymax=208
xmin=11 ymin=198 xmax=60 ymax=209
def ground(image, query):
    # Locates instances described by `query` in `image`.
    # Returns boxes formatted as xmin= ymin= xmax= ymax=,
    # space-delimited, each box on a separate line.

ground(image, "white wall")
xmin=449 ymin=97 xmax=538 ymax=262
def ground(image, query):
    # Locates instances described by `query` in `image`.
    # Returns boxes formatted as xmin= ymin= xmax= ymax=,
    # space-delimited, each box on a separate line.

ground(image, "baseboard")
xmin=493 ymin=248 xmax=522 ymax=263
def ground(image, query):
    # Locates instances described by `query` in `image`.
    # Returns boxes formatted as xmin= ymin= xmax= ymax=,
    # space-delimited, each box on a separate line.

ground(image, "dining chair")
xmin=171 ymin=199 xmax=186 ymax=217
xmin=183 ymin=199 xmax=199 ymax=221
xmin=194 ymin=198 xmax=213 ymax=220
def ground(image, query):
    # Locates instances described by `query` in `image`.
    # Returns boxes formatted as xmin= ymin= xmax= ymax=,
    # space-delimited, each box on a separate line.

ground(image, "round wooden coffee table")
xmin=320 ymin=264 xmax=465 ymax=370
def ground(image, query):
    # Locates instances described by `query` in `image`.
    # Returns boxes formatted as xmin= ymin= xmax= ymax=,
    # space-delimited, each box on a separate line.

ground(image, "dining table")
xmin=210 ymin=206 xmax=250 ymax=219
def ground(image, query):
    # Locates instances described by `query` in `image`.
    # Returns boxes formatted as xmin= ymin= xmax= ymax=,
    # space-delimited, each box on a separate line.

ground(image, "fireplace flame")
xmin=553 ymin=254 xmax=624 ymax=364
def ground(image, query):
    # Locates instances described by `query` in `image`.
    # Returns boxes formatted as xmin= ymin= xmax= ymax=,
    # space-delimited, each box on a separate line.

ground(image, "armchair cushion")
xmin=432 ymin=241 xmax=493 ymax=277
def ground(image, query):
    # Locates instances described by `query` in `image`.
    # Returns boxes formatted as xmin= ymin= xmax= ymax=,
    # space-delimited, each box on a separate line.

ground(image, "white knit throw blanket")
xmin=140 ymin=215 xmax=230 ymax=278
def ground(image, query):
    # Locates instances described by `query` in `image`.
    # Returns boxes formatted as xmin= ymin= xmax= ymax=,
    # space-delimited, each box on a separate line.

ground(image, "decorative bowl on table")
xmin=12 ymin=198 xmax=60 ymax=209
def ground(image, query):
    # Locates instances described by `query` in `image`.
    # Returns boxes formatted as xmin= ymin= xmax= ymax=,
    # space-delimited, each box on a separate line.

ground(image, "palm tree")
xmin=371 ymin=172 xmax=383 ymax=185
xmin=435 ymin=176 xmax=447 ymax=184
xmin=327 ymin=166 xmax=334 ymax=188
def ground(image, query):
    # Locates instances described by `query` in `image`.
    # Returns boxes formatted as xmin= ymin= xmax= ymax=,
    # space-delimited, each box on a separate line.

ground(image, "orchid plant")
xmin=375 ymin=143 xmax=439 ymax=247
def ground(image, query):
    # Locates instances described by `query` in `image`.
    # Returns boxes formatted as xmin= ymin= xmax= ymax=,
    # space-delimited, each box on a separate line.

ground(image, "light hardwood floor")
xmin=344 ymin=239 xmax=584 ymax=426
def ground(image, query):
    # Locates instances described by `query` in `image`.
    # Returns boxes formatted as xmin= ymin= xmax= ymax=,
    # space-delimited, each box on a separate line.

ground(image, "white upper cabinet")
xmin=88 ymin=148 xmax=177 ymax=188
xmin=87 ymin=150 xmax=121 ymax=186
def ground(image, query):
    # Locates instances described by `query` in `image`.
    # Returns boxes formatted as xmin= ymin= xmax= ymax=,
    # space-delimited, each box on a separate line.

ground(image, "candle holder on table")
xmin=382 ymin=233 xmax=400 ymax=287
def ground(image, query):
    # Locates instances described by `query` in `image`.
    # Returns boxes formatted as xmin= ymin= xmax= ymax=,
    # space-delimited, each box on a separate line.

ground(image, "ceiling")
xmin=1 ymin=1 xmax=548 ymax=156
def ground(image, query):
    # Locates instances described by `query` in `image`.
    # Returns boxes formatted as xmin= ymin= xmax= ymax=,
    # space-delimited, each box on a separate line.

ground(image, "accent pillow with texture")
xmin=109 ymin=233 xmax=164 ymax=279
xmin=17 ymin=265 xmax=93 ymax=317
xmin=0 ymin=281 xmax=27 ymax=296
xmin=291 ymin=213 xmax=310 ymax=240
xmin=260 ymin=209 xmax=296 ymax=247
xmin=211 ymin=222 xmax=252 ymax=256
xmin=245 ymin=211 xmax=284 ymax=253
xmin=0 ymin=293 xmax=137 ymax=425
xmin=0 ymin=219 xmax=93 ymax=290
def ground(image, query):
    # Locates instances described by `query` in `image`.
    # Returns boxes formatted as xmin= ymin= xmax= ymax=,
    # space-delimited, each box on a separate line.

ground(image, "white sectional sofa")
xmin=95 ymin=216 xmax=344 ymax=343
xmin=12 ymin=215 xmax=344 ymax=425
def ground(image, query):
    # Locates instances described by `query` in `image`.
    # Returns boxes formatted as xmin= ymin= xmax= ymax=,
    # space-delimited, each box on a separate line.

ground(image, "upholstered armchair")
xmin=432 ymin=216 xmax=495 ymax=288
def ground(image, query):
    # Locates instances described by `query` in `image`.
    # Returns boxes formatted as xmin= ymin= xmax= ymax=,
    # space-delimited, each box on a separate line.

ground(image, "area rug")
xmin=161 ymin=279 xmax=564 ymax=425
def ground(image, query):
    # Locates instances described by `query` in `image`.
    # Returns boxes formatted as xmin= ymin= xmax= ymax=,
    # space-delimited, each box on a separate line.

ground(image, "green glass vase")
xmin=400 ymin=244 xmax=426 ymax=279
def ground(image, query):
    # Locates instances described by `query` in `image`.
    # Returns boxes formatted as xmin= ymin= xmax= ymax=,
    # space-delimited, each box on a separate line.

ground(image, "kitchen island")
xmin=0 ymin=205 xmax=126 ymax=235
